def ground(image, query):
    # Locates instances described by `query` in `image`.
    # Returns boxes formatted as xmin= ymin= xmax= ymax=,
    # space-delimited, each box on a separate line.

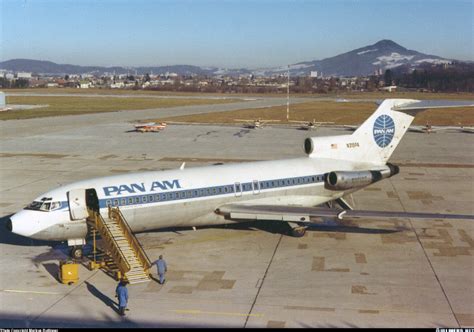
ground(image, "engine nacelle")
xmin=304 ymin=135 xmax=353 ymax=156
xmin=325 ymin=163 xmax=399 ymax=191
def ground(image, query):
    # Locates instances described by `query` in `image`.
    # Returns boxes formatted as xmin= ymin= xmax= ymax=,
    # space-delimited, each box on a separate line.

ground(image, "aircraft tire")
xmin=290 ymin=227 xmax=306 ymax=238
xmin=71 ymin=246 xmax=83 ymax=260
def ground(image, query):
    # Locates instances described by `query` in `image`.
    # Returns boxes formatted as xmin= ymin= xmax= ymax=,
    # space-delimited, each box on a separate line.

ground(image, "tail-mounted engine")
xmin=324 ymin=163 xmax=399 ymax=191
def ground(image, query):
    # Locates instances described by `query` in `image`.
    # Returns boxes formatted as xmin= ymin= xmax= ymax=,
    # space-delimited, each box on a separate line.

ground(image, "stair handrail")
xmin=108 ymin=206 xmax=152 ymax=272
xmin=92 ymin=211 xmax=131 ymax=275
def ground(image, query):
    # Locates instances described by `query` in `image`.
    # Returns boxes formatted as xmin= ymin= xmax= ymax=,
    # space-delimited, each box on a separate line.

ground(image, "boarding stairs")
xmin=87 ymin=206 xmax=152 ymax=284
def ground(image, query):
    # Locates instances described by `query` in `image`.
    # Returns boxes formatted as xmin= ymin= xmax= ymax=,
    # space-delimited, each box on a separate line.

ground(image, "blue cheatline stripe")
xmin=59 ymin=173 xmax=326 ymax=211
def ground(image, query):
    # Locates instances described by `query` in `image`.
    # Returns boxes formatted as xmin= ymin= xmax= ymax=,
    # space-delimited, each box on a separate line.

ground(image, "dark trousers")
xmin=159 ymin=273 xmax=165 ymax=284
xmin=119 ymin=306 xmax=126 ymax=316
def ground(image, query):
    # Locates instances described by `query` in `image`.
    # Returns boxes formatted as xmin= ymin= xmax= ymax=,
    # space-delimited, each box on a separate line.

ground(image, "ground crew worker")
xmin=152 ymin=255 xmax=167 ymax=284
xmin=115 ymin=280 xmax=129 ymax=316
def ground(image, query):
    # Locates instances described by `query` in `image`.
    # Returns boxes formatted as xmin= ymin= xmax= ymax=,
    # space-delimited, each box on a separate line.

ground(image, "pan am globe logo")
xmin=373 ymin=114 xmax=395 ymax=148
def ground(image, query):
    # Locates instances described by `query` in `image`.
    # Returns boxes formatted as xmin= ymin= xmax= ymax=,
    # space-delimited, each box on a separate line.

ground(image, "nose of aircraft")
xmin=8 ymin=210 xmax=39 ymax=238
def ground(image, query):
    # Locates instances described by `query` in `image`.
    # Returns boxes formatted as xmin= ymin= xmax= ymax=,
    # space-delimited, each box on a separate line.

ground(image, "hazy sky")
xmin=1 ymin=0 xmax=472 ymax=68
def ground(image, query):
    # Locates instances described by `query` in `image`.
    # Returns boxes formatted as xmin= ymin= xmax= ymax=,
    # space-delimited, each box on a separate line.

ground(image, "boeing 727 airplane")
xmin=6 ymin=99 xmax=474 ymax=258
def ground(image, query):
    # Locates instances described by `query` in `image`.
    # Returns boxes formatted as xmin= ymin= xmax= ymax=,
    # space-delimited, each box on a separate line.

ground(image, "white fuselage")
xmin=9 ymin=156 xmax=367 ymax=241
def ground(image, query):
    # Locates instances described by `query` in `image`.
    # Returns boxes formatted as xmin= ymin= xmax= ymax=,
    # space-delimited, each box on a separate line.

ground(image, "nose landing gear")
xmin=67 ymin=239 xmax=86 ymax=260
xmin=70 ymin=246 xmax=84 ymax=260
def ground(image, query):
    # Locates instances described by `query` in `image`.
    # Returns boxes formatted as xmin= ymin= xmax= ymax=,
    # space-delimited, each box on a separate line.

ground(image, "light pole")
xmin=287 ymin=65 xmax=290 ymax=121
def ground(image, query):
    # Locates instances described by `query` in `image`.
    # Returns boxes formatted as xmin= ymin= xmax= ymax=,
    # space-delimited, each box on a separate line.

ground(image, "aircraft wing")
xmin=215 ymin=204 xmax=474 ymax=222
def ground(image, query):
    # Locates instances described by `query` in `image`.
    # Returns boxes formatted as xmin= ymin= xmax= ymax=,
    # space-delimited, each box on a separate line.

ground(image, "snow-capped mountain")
xmin=262 ymin=39 xmax=452 ymax=77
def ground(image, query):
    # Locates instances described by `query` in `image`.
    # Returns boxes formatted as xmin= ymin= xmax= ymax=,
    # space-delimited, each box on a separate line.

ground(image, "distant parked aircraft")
xmin=234 ymin=118 xmax=280 ymax=129
xmin=460 ymin=126 xmax=474 ymax=133
xmin=133 ymin=122 xmax=167 ymax=133
xmin=408 ymin=123 xmax=465 ymax=134
xmin=289 ymin=119 xmax=335 ymax=130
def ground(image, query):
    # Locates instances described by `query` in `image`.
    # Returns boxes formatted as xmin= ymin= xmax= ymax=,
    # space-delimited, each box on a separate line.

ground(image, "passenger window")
xmin=149 ymin=195 xmax=154 ymax=202
xmin=128 ymin=198 xmax=133 ymax=204
xmin=135 ymin=197 xmax=140 ymax=204
xmin=106 ymin=200 xmax=112 ymax=207
xmin=113 ymin=199 xmax=119 ymax=206
xmin=121 ymin=198 xmax=126 ymax=205
xmin=181 ymin=192 xmax=185 ymax=198
xmin=155 ymin=194 xmax=160 ymax=201
xmin=193 ymin=190 xmax=198 ymax=197
xmin=143 ymin=196 xmax=147 ymax=203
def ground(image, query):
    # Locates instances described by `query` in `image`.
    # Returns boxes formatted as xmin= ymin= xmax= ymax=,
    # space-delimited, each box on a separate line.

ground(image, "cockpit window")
xmin=26 ymin=201 xmax=43 ymax=210
xmin=41 ymin=202 xmax=51 ymax=211
xmin=26 ymin=198 xmax=61 ymax=212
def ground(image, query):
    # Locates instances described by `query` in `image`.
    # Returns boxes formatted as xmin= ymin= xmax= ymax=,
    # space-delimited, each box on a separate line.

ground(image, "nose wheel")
xmin=70 ymin=246 xmax=84 ymax=260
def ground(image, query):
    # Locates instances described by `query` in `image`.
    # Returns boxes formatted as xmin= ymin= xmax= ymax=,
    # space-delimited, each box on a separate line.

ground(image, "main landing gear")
xmin=287 ymin=222 xmax=308 ymax=238
xmin=290 ymin=226 xmax=307 ymax=238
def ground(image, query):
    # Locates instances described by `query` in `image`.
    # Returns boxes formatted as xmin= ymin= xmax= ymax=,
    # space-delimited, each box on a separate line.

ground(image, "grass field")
xmin=1 ymin=95 xmax=239 ymax=120
xmin=3 ymin=89 xmax=473 ymax=123
xmin=4 ymin=88 xmax=208 ymax=97
xmin=151 ymin=100 xmax=474 ymax=126
xmin=4 ymin=88 xmax=474 ymax=100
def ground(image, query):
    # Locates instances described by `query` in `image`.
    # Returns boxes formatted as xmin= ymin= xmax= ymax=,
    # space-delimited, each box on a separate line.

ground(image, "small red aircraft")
xmin=133 ymin=122 xmax=167 ymax=133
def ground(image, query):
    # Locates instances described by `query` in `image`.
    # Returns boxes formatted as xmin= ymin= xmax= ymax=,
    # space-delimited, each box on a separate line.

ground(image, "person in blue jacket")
xmin=152 ymin=255 xmax=168 ymax=284
xmin=115 ymin=279 xmax=129 ymax=316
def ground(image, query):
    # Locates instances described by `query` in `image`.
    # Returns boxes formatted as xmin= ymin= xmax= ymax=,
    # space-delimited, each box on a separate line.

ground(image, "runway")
xmin=0 ymin=98 xmax=473 ymax=327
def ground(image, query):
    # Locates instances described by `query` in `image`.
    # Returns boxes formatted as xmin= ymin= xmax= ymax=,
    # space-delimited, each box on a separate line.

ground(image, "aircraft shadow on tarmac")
xmin=0 ymin=213 xmax=403 ymax=265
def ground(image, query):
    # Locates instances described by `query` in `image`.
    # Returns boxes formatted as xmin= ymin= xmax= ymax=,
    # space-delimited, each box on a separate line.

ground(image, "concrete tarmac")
xmin=0 ymin=99 xmax=473 ymax=327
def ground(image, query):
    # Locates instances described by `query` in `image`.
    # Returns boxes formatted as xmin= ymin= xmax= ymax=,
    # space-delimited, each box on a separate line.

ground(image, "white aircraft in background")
xmin=408 ymin=124 xmax=474 ymax=134
xmin=234 ymin=118 xmax=280 ymax=129
xmin=7 ymin=99 xmax=474 ymax=258
xmin=460 ymin=126 xmax=474 ymax=133
xmin=289 ymin=119 xmax=335 ymax=130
